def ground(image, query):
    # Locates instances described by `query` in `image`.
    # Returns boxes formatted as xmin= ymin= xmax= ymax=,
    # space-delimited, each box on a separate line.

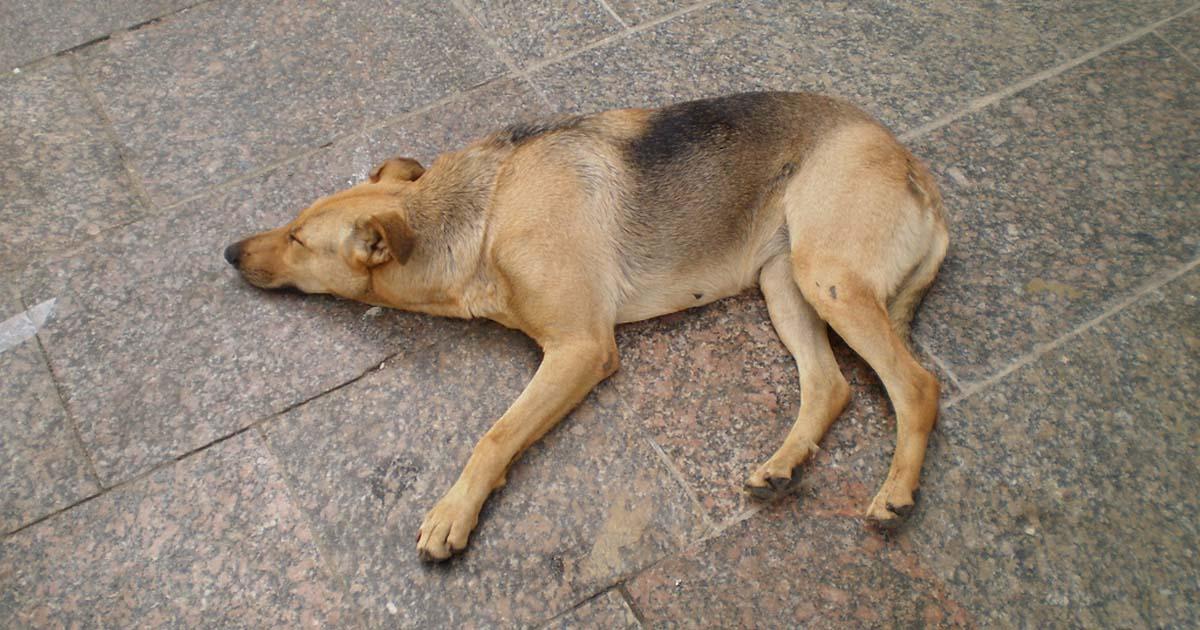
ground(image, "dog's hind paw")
xmin=744 ymin=468 xmax=799 ymax=501
xmin=864 ymin=488 xmax=919 ymax=532
xmin=417 ymin=491 xmax=481 ymax=562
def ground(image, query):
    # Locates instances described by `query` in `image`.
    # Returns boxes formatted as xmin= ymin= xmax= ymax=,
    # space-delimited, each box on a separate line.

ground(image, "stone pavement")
xmin=1 ymin=1 xmax=1197 ymax=627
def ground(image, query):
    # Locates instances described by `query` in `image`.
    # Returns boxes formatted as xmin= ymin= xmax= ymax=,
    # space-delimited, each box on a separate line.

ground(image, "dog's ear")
xmin=350 ymin=212 xmax=416 ymax=266
xmin=368 ymin=157 xmax=425 ymax=184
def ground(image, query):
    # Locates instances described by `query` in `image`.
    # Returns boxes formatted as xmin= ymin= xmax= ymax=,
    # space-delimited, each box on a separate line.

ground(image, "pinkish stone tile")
xmin=76 ymin=0 xmax=507 ymax=206
xmin=626 ymin=506 xmax=973 ymax=628
xmin=262 ymin=322 xmax=707 ymax=627
xmin=0 ymin=430 xmax=353 ymax=628
xmin=0 ymin=58 xmax=147 ymax=270
xmin=21 ymin=79 xmax=546 ymax=485
xmin=0 ymin=280 xmax=98 ymax=533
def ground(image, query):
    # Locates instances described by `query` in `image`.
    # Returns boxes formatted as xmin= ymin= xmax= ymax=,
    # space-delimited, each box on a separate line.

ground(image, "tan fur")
xmin=225 ymin=92 xmax=949 ymax=559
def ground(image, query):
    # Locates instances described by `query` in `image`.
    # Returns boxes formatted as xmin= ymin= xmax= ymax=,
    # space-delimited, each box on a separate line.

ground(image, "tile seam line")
xmin=643 ymin=433 xmax=717 ymax=536
xmin=449 ymin=0 xmax=556 ymax=110
xmin=65 ymin=54 xmax=159 ymax=221
xmin=151 ymin=73 xmax=518 ymax=216
xmin=1151 ymin=31 xmax=1200 ymax=72
xmin=899 ymin=3 xmax=1200 ymax=142
xmin=4 ymin=340 xmax=432 ymax=537
xmin=5 ymin=0 xmax=218 ymax=71
xmin=521 ymin=0 xmax=720 ymax=76
xmin=30 ymin=332 xmax=104 ymax=490
xmin=944 ymin=255 xmax=1200 ymax=410
xmin=616 ymin=582 xmax=647 ymax=627
xmin=596 ymin=0 xmax=631 ymax=30
xmin=253 ymin=424 xmax=371 ymax=630
xmin=913 ymin=336 xmax=963 ymax=392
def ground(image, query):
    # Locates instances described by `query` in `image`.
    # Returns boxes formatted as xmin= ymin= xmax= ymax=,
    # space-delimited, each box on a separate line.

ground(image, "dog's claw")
xmin=865 ymin=490 xmax=919 ymax=532
xmin=744 ymin=470 xmax=798 ymax=501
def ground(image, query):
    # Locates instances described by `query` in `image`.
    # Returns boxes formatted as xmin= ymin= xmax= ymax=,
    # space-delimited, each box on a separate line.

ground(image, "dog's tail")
xmin=887 ymin=156 xmax=949 ymax=341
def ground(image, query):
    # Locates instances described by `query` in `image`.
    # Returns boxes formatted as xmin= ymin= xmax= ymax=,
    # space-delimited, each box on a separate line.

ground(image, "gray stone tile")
xmin=21 ymin=79 xmax=546 ymax=485
xmin=0 ymin=58 xmax=147 ymax=271
xmin=604 ymin=0 xmax=692 ymax=26
xmin=531 ymin=0 xmax=1060 ymax=132
xmin=1157 ymin=10 xmax=1200 ymax=64
xmin=0 ymin=279 xmax=98 ymax=533
xmin=1015 ymin=0 xmax=1195 ymax=58
xmin=461 ymin=0 xmax=622 ymax=67
xmin=609 ymin=291 xmax=959 ymax=525
xmin=907 ymin=268 xmax=1200 ymax=627
xmin=0 ymin=430 xmax=354 ymax=628
xmin=76 ymin=0 xmax=507 ymax=206
xmin=543 ymin=589 xmax=640 ymax=629
xmin=626 ymin=508 xmax=973 ymax=628
xmin=0 ymin=0 xmax=195 ymax=70
xmin=912 ymin=36 xmax=1199 ymax=384
xmin=261 ymin=323 xmax=706 ymax=628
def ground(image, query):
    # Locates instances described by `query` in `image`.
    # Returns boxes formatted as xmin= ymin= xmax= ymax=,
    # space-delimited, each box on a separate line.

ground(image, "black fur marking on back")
xmin=493 ymin=115 xmax=585 ymax=146
xmin=626 ymin=93 xmax=773 ymax=171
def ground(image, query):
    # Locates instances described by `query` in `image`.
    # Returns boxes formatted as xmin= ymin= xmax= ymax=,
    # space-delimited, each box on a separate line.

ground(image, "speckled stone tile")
xmin=0 ymin=430 xmax=353 ymax=628
xmin=626 ymin=508 xmax=972 ymax=628
xmin=20 ymin=79 xmax=546 ymax=485
xmin=541 ymin=589 xmax=640 ymax=629
xmin=608 ymin=291 xmax=959 ymax=526
xmin=1015 ymin=0 xmax=1194 ymax=58
xmin=911 ymin=36 xmax=1199 ymax=384
xmin=0 ymin=0 xmax=195 ymax=70
xmin=531 ymin=0 xmax=1059 ymax=131
xmin=261 ymin=323 xmax=706 ymax=628
xmin=1157 ymin=10 xmax=1200 ymax=64
xmin=461 ymin=0 xmax=623 ymax=67
xmin=0 ymin=58 xmax=146 ymax=271
xmin=75 ymin=0 xmax=506 ymax=207
xmin=0 ymin=279 xmax=98 ymax=533
xmin=604 ymin=0 xmax=692 ymax=26
xmin=904 ymin=268 xmax=1200 ymax=627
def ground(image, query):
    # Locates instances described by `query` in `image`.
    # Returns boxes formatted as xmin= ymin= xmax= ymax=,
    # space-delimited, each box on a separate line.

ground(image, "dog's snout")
xmin=223 ymin=242 xmax=243 ymax=267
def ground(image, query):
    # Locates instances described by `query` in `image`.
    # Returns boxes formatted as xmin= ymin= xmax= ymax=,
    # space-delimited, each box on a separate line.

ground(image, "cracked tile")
xmin=461 ymin=0 xmax=623 ymax=67
xmin=543 ymin=589 xmax=640 ymax=628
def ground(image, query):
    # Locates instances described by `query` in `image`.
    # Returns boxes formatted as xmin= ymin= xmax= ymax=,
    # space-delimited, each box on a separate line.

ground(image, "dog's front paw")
xmin=417 ymin=490 xmax=480 ymax=562
xmin=864 ymin=486 xmax=918 ymax=531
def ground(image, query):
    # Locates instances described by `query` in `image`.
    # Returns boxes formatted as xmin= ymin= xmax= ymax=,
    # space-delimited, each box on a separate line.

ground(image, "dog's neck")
xmin=366 ymin=147 xmax=507 ymax=321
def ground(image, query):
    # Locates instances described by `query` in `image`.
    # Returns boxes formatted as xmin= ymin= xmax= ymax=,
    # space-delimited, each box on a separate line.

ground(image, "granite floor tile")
xmin=261 ymin=323 xmax=706 ymax=628
xmin=604 ymin=0 xmax=693 ymax=26
xmin=1156 ymin=9 xmax=1200 ymax=64
xmin=461 ymin=0 xmax=623 ymax=67
xmin=0 ymin=430 xmax=353 ymax=628
xmin=906 ymin=268 xmax=1200 ymax=627
xmin=20 ymin=79 xmax=546 ymax=485
xmin=0 ymin=279 xmax=98 ymax=533
xmin=76 ymin=0 xmax=507 ymax=207
xmin=0 ymin=58 xmax=147 ymax=271
xmin=543 ymin=589 xmax=640 ymax=629
xmin=911 ymin=36 xmax=1199 ymax=384
xmin=531 ymin=0 xmax=1060 ymax=132
xmin=0 ymin=0 xmax=196 ymax=70
xmin=626 ymin=507 xmax=972 ymax=628
xmin=1014 ymin=0 xmax=1195 ymax=58
xmin=608 ymin=291 xmax=959 ymax=526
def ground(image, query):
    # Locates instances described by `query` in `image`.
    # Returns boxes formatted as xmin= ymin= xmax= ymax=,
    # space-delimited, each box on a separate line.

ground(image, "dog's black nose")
xmin=223 ymin=242 xmax=243 ymax=266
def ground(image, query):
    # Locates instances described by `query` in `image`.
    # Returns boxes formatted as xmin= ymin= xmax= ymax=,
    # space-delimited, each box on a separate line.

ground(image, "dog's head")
xmin=223 ymin=157 xmax=425 ymax=300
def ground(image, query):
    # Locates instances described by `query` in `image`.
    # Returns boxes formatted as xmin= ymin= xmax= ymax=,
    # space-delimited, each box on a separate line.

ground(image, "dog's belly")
xmin=615 ymin=262 xmax=761 ymax=324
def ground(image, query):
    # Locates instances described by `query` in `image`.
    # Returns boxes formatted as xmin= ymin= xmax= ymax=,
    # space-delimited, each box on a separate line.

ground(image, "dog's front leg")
xmin=417 ymin=335 xmax=618 ymax=561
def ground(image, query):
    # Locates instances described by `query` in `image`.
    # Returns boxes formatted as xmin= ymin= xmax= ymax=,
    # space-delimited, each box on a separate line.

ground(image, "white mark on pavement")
xmin=0 ymin=298 xmax=57 ymax=354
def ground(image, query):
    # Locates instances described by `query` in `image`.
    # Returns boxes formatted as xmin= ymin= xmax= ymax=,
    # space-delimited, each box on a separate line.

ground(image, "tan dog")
xmin=225 ymin=92 xmax=948 ymax=561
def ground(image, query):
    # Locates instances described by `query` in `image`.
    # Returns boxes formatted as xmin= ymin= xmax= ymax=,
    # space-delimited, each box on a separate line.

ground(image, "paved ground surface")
xmin=1 ymin=1 xmax=1197 ymax=627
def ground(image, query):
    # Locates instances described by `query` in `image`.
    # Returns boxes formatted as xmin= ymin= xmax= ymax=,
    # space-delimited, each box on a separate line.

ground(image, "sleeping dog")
xmin=224 ymin=92 xmax=949 ymax=561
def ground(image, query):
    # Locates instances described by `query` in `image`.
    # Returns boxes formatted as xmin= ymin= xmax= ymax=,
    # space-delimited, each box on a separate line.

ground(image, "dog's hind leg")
xmin=745 ymin=254 xmax=851 ymax=500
